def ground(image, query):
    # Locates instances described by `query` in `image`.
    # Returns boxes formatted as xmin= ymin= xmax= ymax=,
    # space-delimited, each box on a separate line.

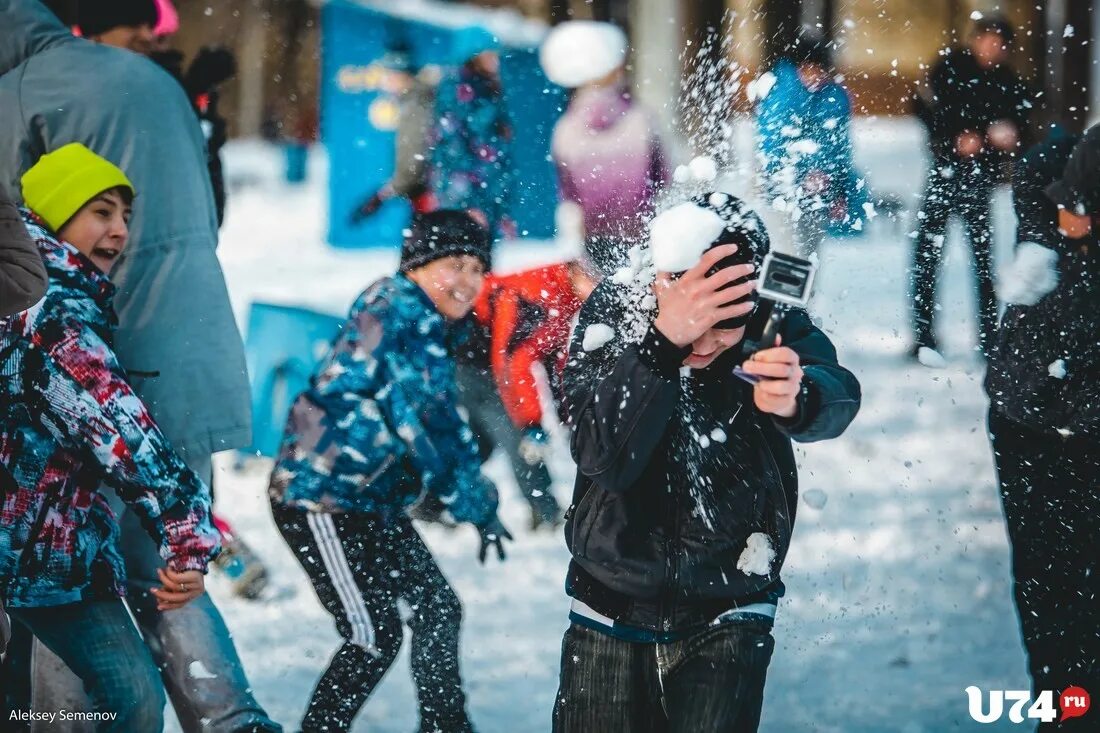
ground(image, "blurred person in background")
xmin=0 ymin=1 xmax=276 ymax=730
xmin=350 ymin=38 xmax=439 ymax=223
xmin=429 ymin=28 xmax=514 ymax=242
xmin=540 ymin=20 xmax=669 ymax=276
xmin=756 ymin=34 xmax=868 ymax=258
xmin=987 ymin=124 xmax=1100 ymax=729
xmin=910 ymin=15 xmax=1032 ymax=360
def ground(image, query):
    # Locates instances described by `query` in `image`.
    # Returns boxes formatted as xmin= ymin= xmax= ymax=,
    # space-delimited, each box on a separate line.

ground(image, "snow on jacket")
xmin=0 ymin=189 xmax=45 ymax=317
xmin=756 ymin=59 xmax=868 ymax=236
xmin=268 ymin=274 xmax=498 ymax=527
xmin=0 ymin=0 xmax=251 ymax=460
xmin=986 ymin=130 xmax=1100 ymax=438
xmin=0 ymin=212 xmax=219 ymax=609
xmin=467 ymin=264 xmax=584 ymax=432
xmin=429 ymin=65 xmax=513 ymax=241
xmin=562 ymin=278 xmax=860 ymax=632
xmin=552 ymin=86 xmax=669 ymax=243
xmin=914 ymin=48 xmax=1032 ymax=162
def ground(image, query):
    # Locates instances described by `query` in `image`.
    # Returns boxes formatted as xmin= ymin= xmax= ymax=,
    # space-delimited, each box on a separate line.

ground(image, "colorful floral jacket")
xmin=429 ymin=64 xmax=513 ymax=241
xmin=268 ymin=274 xmax=498 ymax=527
xmin=0 ymin=212 xmax=219 ymax=608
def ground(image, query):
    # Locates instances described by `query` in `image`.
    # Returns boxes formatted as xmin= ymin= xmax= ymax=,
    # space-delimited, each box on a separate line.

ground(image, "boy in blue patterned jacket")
xmin=268 ymin=209 xmax=511 ymax=733
xmin=0 ymin=143 xmax=220 ymax=731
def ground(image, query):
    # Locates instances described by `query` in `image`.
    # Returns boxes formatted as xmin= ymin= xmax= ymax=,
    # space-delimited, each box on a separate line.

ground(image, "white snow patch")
xmin=746 ymin=71 xmax=776 ymax=101
xmin=188 ymin=661 xmax=219 ymax=680
xmin=862 ymin=201 xmax=877 ymax=220
xmin=787 ymin=139 xmax=821 ymax=156
xmin=1064 ymin=24 xmax=1075 ymax=38
xmin=582 ymin=323 xmax=615 ymax=351
xmin=737 ymin=533 xmax=776 ymax=576
xmin=688 ymin=155 xmax=718 ymax=182
xmin=709 ymin=428 xmax=727 ymax=443
xmin=672 ymin=165 xmax=691 ymax=184
xmin=917 ymin=346 xmax=947 ymax=369
xmin=970 ymin=10 xmax=983 ymax=20
xmin=648 ymin=202 xmax=726 ymax=272
xmin=1048 ymin=359 xmax=1067 ymax=379
xmin=823 ymin=118 xmax=838 ymax=130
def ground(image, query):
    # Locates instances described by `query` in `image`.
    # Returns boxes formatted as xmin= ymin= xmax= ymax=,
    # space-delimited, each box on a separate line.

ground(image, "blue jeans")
xmin=31 ymin=450 xmax=280 ymax=732
xmin=9 ymin=601 xmax=165 ymax=732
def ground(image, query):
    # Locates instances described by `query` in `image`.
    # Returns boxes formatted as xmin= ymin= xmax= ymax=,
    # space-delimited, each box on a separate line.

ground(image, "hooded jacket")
xmin=552 ymin=86 xmax=668 ymax=243
xmin=563 ymin=278 xmax=860 ymax=632
xmin=0 ymin=0 xmax=251 ymax=460
xmin=0 ymin=188 xmax=46 ymax=316
xmin=986 ymin=130 xmax=1100 ymax=438
xmin=0 ymin=212 xmax=219 ymax=608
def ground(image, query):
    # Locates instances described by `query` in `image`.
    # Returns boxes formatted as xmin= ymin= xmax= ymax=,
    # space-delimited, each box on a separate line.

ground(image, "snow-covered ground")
xmin=197 ymin=117 xmax=1028 ymax=732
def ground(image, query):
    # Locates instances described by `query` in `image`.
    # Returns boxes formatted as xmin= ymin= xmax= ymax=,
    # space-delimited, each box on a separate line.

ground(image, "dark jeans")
xmin=912 ymin=161 xmax=997 ymax=354
xmin=455 ymin=363 xmax=559 ymax=523
xmin=8 ymin=600 xmax=165 ymax=732
xmin=553 ymin=622 xmax=775 ymax=733
xmin=989 ymin=411 xmax=1100 ymax=731
xmin=272 ymin=502 xmax=473 ymax=733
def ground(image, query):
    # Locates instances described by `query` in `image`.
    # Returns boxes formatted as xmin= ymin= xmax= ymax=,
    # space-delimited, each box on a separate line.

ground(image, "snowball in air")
xmin=673 ymin=165 xmax=691 ymax=184
xmin=917 ymin=346 xmax=946 ymax=369
xmin=688 ymin=155 xmax=718 ymax=182
xmin=648 ymin=203 xmax=727 ymax=272
xmin=746 ymin=71 xmax=776 ymax=101
xmin=540 ymin=21 xmax=627 ymax=89
xmin=737 ymin=533 xmax=775 ymax=576
xmin=1048 ymin=359 xmax=1067 ymax=379
xmin=802 ymin=488 xmax=828 ymax=510
xmin=582 ymin=323 xmax=615 ymax=351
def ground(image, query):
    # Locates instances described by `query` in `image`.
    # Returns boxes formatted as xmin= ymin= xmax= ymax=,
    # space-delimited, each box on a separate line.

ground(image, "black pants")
xmin=912 ymin=162 xmax=997 ymax=354
xmin=989 ymin=411 xmax=1100 ymax=731
xmin=552 ymin=622 xmax=775 ymax=733
xmin=271 ymin=502 xmax=473 ymax=733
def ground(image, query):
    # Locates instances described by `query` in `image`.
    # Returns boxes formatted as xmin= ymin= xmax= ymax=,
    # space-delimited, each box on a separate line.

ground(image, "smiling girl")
xmin=0 ymin=143 xmax=219 ymax=731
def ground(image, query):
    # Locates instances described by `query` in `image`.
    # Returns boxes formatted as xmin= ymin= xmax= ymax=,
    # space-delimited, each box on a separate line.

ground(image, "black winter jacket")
xmin=915 ymin=49 xmax=1032 ymax=161
xmin=986 ymin=131 xmax=1100 ymax=438
xmin=563 ymin=281 xmax=861 ymax=633
xmin=0 ymin=191 xmax=45 ymax=317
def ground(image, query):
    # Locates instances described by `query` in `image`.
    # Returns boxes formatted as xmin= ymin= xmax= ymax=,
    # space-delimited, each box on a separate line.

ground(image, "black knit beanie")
xmin=693 ymin=192 xmax=771 ymax=329
xmin=400 ymin=210 xmax=492 ymax=272
xmin=77 ymin=0 xmax=159 ymax=36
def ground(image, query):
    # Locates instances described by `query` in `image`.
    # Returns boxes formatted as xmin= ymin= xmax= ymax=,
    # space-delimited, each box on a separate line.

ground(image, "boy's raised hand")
xmin=740 ymin=335 xmax=804 ymax=419
xmin=653 ymin=244 xmax=757 ymax=347
xmin=153 ymin=567 xmax=206 ymax=611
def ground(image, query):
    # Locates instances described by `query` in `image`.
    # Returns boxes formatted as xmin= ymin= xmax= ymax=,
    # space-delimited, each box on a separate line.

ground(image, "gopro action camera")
xmin=735 ymin=252 xmax=818 ymax=384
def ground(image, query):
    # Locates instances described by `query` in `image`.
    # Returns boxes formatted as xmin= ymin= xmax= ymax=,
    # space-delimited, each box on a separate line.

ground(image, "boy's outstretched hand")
xmin=153 ymin=567 xmax=206 ymax=611
xmin=740 ymin=335 xmax=804 ymax=419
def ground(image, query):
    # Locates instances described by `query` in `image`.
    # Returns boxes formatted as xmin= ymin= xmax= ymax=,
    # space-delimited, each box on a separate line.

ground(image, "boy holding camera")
xmin=554 ymin=193 xmax=860 ymax=732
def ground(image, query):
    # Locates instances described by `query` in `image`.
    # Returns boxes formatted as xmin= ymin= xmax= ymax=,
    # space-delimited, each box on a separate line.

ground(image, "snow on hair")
xmin=539 ymin=21 xmax=627 ymax=89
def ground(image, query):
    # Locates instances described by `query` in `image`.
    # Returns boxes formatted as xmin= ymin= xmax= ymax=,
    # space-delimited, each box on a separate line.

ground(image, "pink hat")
xmin=153 ymin=0 xmax=179 ymax=36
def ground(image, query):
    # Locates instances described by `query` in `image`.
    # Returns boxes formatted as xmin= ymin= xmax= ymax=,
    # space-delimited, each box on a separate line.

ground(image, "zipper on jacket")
xmin=663 ymin=480 xmax=682 ymax=633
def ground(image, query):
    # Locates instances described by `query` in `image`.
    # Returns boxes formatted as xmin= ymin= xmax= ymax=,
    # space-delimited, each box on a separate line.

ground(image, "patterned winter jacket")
xmin=0 ymin=213 xmax=219 ymax=608
xmin=429 ymin=64 xmax=513 ymax=241
xmin=268 ymin=274 xmax=498 ymax=527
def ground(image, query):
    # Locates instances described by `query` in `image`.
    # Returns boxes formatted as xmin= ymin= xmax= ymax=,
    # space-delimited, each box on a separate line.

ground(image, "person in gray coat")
xmin=0 ymin=2 xmax=275 ymax=731
xmin=0 ymin=189 xmax=46 ymax=316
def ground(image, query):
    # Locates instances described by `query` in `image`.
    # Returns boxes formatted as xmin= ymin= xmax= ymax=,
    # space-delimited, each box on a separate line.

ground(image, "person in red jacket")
xmin=451 ymin=256 xmax=599 ymax=529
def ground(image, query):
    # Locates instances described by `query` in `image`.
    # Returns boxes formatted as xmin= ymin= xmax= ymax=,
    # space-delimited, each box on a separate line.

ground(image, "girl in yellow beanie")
xmin=0 ymin=144 xmax=220 ymax=730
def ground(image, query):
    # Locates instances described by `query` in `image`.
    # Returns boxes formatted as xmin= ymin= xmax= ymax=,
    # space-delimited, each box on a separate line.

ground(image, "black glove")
xmin=477 ymin=515 xmax=513 ymax=564
xmin=185 ymin=47 xmax=237 ymax=98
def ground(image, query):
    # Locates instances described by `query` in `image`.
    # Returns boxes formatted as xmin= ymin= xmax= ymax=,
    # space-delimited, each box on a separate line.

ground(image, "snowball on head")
xmin=648 ymin=202 xmax=727 ymax=272
xmin=540 ymin=21 xmax=627 ymax=89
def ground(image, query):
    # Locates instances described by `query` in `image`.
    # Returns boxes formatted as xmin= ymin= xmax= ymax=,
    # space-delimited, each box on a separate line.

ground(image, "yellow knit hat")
xmin=21 ymin=143 xmax=135 ymax=233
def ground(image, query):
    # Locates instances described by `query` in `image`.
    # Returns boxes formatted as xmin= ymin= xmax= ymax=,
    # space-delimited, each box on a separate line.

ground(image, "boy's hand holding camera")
xmin=653 ymin=243 xmax=803 ymax=420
